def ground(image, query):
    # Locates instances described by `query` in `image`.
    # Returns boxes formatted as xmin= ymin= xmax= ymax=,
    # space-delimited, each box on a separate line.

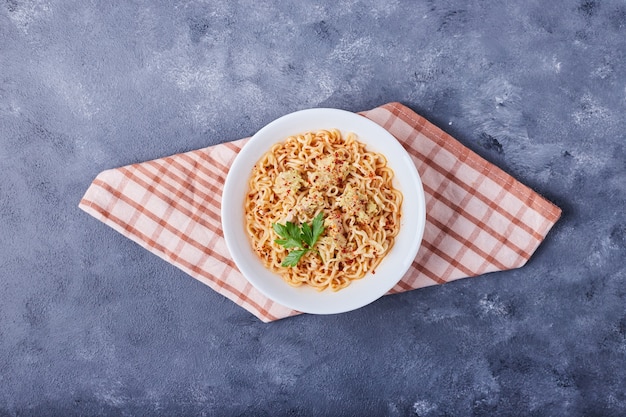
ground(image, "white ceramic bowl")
xmin=222 ymin=108 xmax=426 ymax=315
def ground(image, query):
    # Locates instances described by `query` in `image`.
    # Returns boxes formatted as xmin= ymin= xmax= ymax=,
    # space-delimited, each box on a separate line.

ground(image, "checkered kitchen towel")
xmin=79 ymin=102 xmax=561 ymax=322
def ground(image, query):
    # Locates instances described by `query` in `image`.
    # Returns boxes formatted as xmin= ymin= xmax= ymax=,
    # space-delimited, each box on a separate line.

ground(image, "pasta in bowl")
xmin=246 ymin=129 xmax=402 ymax=291
xmin=222 ymin=108 xmax=426 ymax=315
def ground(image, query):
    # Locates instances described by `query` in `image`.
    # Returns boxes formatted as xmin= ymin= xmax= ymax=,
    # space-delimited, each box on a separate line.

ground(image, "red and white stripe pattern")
xmin=79 ymin=102 xmax=561 ymax=322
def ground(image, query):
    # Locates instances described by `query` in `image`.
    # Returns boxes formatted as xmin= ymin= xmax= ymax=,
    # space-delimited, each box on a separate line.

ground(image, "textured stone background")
xmin=1 ymin=0 xmax=625 ymax=415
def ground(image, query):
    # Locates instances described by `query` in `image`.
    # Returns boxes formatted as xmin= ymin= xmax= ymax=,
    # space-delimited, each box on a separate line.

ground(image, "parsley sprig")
xmin=273 ymin=212 xmax=325 ymax=267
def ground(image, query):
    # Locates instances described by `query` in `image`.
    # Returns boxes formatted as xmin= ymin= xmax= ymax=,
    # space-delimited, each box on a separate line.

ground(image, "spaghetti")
xmin=244 ymin=129 xmax=402 ymax=291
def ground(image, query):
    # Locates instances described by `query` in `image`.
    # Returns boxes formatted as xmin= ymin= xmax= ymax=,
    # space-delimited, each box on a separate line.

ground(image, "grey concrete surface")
xmin=1 ymin=0 xmax=625 ymax=415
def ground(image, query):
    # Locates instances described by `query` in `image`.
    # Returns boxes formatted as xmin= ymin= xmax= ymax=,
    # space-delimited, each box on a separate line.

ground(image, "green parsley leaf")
xmin=272 ymin=222 xmax=288 ymax=237
xmin=300 ymin=221 xmax=314 ymax=247
xmin=272 ymin=222 xmax=302 ymax=249
xmin=311 ymin=212 xmax=325 ymax=243
xmin=281 ymin=249 xmax=308 ymax=267
xmin=274 ymin=238 xmax=301 ymax=249
xmin=285 ymin=222 xmax=300 ymax=241
xmin=273 ymin=213 xmax=326 ymax=267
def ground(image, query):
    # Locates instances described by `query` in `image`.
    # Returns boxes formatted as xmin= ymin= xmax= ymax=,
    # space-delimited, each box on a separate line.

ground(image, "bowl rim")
xmin=222 ymin=107 xmax=426 ymax=314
